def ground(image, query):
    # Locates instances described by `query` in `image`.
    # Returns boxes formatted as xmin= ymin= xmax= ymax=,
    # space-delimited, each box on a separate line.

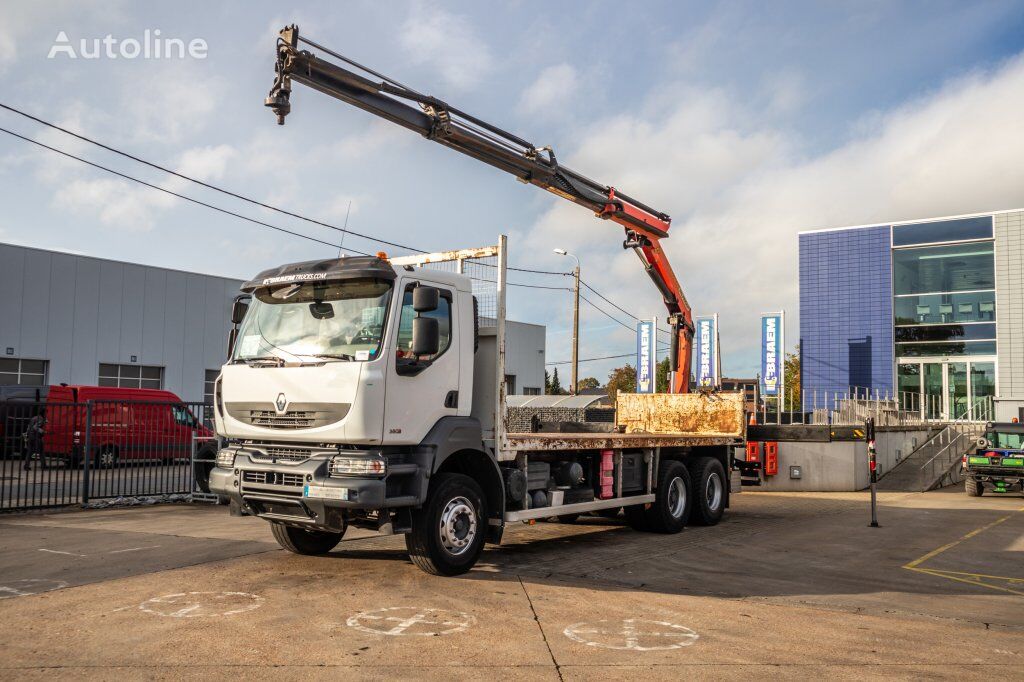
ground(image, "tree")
xmin=547 ymin=367 xmax=566 ymax=395
xmin=577 ymin=377 xmax=600 ymax=391
xmin=783 ymin=344 xmax=801 ymax=412
xmin=655 ymin=357 xmax=670 ymax=393
xmin=544 ymin=369 xmax=551 ymax=394
xmin=606 ymin=364 xmax=637 ymax=400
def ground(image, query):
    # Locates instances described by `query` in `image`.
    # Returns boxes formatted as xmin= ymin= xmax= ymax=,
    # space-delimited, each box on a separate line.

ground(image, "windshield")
xmin=987 ymin=430 xmax=1024 ymax=450
xmin=233 ymin=278 xmax=392 ymax=363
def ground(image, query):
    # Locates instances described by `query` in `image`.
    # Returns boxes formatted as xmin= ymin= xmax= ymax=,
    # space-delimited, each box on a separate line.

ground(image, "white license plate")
xmin=303 ymin=485 xmax=349 ymax=500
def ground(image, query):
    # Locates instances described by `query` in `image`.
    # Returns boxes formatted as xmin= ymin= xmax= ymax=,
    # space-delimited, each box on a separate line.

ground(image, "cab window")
xmin=396 ymin=286 xmax=452 ymax=360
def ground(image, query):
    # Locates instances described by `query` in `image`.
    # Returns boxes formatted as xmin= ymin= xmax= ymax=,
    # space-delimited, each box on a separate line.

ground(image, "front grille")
xmin=242 ymin=470 xmax=304 ymax=487
xmin=249 ymin=410 xmax=317 ymax=429
xmin=248 ymin=447 xmax=314 ymax=464
xmin=225 ymin=402 xmax=350 ymax=430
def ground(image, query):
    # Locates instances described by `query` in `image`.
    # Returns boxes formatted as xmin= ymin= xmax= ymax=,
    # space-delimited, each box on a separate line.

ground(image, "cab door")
xmin=383 ymin=280 xmax=460 ymax=444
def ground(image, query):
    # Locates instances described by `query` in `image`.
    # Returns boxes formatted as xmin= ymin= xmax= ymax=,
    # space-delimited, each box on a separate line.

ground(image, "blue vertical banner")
xmin=760 ymin=312 xmax=784 ymax=397
xmin=635 ymin=319 xmax=656 ymax=393
xmin=694 ymin=314 xmax=719 ymax=388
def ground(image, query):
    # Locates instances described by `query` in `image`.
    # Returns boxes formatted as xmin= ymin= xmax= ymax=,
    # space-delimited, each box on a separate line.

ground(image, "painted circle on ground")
xmin=0 ymin=578 xmax=69 ymax=599
xmin=139 ymin=591 xmax=264 ymax=618
xmin=347 ymin=607 xmax=476 ymax=636
xmin=564 ymin=618 xmax=699 ymax=651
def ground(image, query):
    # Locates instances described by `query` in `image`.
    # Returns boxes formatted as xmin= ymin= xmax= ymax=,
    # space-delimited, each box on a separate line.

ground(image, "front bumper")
xmin=210 ymin=446 xmax=425 ymax=530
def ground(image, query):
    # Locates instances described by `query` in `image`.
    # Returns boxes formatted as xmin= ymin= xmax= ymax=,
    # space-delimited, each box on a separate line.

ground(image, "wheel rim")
xmin=438 ymin=496 xmax=477 ymax=556
xmin=705 ymin=472 xmax=723 ymax=511
xmin=668 ymin=476 xmax=687 ymax=518
xmin=100 ymin=451 xmax=114 ymax=467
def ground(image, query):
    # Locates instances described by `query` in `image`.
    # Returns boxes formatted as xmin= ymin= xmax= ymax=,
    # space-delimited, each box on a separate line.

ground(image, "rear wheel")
xmin=271 ymin=521 xmax=344 ymax=555
xmin=965 ymin=476 xmax=984 ymax=497
xmin=406 ymin=473 xmax=486 ymax=576
xmin=643 ymin=460 xmax=692 ymax=533
xmin=688 ymin=457 xmax=726 ymax=526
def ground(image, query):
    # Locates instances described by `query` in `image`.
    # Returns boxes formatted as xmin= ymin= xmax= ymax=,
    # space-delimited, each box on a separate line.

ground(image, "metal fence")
xmin=762 ymin=387 xmax=995 ymax=426
xmin=0 ymin=399 xmax=216 ymax=512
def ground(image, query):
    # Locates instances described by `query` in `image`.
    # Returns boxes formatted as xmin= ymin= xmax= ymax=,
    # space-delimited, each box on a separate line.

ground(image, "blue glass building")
xmin=799 ymin=210 xmax=1024 ymax=421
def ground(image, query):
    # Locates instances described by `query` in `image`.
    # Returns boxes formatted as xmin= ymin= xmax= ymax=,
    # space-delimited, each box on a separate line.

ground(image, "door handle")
xmin=444 ymin=391 xmax=458 ymax=409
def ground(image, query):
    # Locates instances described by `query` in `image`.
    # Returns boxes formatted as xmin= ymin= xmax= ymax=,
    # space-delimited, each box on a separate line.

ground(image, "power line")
xmin=579 ymin=277 xmax=672 ymax=337
xmin=0 ymin=126 xmax=359 ymax=254
xmin=0 ymin=102 xmax=582 ymax=278
xmin=545 ymin=347 xmax=668 ymax=367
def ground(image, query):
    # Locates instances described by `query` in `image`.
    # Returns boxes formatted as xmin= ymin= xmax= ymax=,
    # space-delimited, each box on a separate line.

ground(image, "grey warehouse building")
xmin=0 ymin=243 xmax=546 ymax=402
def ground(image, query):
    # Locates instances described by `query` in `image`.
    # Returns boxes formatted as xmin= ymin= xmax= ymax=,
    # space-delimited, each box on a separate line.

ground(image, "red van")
xmin=41 ymin=385 xmax=213 ymax=468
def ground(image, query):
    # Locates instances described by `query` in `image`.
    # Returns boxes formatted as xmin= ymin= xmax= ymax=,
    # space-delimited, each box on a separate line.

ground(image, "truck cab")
xmin=209 ymin=254 xmax=504 ymax=573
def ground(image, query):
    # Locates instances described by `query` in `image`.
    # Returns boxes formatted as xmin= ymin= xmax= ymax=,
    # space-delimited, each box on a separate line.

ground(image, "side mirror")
xmin=413 ymin=286 xmax=439 ymax=313
xmin=227 ymin=327 xmax=239 ymax=359
xmin=412 ymin=317 xmax=439 ymax=356
xmin=231 ymin=296 xmax=250 ymax=325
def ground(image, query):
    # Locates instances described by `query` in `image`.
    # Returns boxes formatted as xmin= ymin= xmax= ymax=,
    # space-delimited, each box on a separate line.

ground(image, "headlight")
xmin=329 ymin=455 xmax=386 ymax=478
xmin=216 ymin=449 xmax=236 ymax=468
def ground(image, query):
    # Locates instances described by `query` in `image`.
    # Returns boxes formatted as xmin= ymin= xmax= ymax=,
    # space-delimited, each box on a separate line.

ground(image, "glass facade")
xmin=801 ymin=214 xmax=1001 ymax=420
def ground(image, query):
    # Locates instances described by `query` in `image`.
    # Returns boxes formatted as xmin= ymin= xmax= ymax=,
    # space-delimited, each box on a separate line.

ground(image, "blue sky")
xmin=2 ymin=1 xmax=1024 ymax=381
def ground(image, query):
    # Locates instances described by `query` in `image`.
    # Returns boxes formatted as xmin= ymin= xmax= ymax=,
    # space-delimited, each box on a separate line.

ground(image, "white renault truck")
xmin=209 ymin=25 xmax=746 ymax=576
xmin=210 ymin=240 xmax=745 ymax=576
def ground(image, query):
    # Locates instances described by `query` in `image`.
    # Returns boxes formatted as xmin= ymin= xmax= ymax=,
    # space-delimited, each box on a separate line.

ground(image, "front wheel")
xmin=271 ymin=521 xmax=344 ymax=555
xmin=965 ymin=477 xmax=984 ymax=497
xmin=688 ymin=457 xmax=727 ymax=526
xmin=406 ymin=473 xmax=486 ymax=576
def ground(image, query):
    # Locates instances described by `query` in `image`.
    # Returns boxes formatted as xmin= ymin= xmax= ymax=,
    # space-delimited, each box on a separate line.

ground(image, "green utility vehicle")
xmin=964 ymin=422 xmax=1024 ymax=496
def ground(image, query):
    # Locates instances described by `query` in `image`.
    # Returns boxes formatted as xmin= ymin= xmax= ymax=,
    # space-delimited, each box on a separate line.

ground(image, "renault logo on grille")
xmin=275 ymin=393 xmax=288 ymax=414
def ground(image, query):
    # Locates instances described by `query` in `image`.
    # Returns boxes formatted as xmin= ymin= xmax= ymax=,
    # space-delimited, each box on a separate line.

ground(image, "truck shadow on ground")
xmin=326 ymin=492 xmax=1024 ymax=619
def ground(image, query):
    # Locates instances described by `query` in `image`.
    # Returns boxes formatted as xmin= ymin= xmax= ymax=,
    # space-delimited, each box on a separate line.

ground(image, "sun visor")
xmin=241 ymin=256 xmax=396 ymax=292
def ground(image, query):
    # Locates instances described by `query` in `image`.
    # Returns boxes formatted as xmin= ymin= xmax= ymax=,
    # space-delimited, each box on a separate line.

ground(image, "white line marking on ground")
xmin=107 ymin=546 xmax=160 ymax=554
xmin=347 ymin=607 xmax=476 ymax=636
xmin=564 ymin=618 xmax=699 ymax=651
xmin=0 ymin=579 xmax=69 ymax=599
xmin=138 ymin=591 xmax=264 ymax=618
xmin=38 ymin=548 xmax=86 ymax=557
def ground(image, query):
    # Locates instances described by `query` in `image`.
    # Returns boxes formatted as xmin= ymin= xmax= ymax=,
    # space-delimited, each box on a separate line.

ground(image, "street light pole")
xmin=554 ymin=249 xmax=581 ymax=394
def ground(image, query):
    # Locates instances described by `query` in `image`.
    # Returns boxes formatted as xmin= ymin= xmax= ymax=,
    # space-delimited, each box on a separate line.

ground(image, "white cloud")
xmin=52 ymin=143 xmax=237 ymax=231
xmin=399 ymin=3 xmax=493 ymax=88
xmin=519 ymin=63 xmax=579 ymax=116
xmin=120 ymin=64 xmax=223 ymax=144
xmin=517 ymin=53 xmax=1024 ymax=376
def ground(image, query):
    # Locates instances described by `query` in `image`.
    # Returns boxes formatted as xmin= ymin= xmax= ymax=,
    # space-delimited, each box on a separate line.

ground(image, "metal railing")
xmin=0 ymin=399 xmax=215 ymax=512
xmin=762 ymin=387 xmax=995 ymax=426
xmin=915 ymin=404 xmax=988 ymax=490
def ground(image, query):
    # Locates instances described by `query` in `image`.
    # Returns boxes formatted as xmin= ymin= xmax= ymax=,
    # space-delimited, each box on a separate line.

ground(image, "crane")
xmin=264 ymin=25 xmax=695 ymax=393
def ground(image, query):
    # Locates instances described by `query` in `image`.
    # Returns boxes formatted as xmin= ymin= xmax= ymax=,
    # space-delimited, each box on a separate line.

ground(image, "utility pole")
xmin=554 ymin=248 xmax=581 ymax=394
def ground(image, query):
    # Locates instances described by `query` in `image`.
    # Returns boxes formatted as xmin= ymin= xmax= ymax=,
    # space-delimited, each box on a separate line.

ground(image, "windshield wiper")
xmin=309 ymin=353 xmax=356 ymax=361
xmin=241 ymin=356 xmax=287 ymax=367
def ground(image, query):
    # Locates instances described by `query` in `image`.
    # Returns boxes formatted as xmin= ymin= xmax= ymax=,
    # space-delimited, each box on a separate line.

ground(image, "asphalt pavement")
xmin=0 ymin=489 xmax=1021 ymax=679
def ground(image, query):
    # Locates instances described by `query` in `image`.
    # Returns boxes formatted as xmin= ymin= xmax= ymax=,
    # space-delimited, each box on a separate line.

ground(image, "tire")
xmin=406 ymin=473 xmax=487 ymax=576
xmin=94 ymin=447 xmax=118 ymax=469
xmin=624 ymin=503 xmax=649 ymax=531
xmin=688 ymin=457 xmax=727 ymax=526
xmin=270 ymin=521 xmax=343 ymax=555
xmin=965 ymin=477 xmax=984 ymax=497
xmin=557 ymin=513 xmax=581 ymax=524
xmin=642 ymin=460 xmax=692 ymax=533
xmin=194 ymin=445 xmax=217 ymax=493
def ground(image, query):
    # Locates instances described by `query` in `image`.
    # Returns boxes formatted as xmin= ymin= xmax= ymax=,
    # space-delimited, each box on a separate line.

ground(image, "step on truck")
xmin=208 ymin=24 xmax=746 ymax=575
xmin=210 ymin=240 xmax=746 ymax=575
xmin=964 ymin=422 xmax=1024 ymax=496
